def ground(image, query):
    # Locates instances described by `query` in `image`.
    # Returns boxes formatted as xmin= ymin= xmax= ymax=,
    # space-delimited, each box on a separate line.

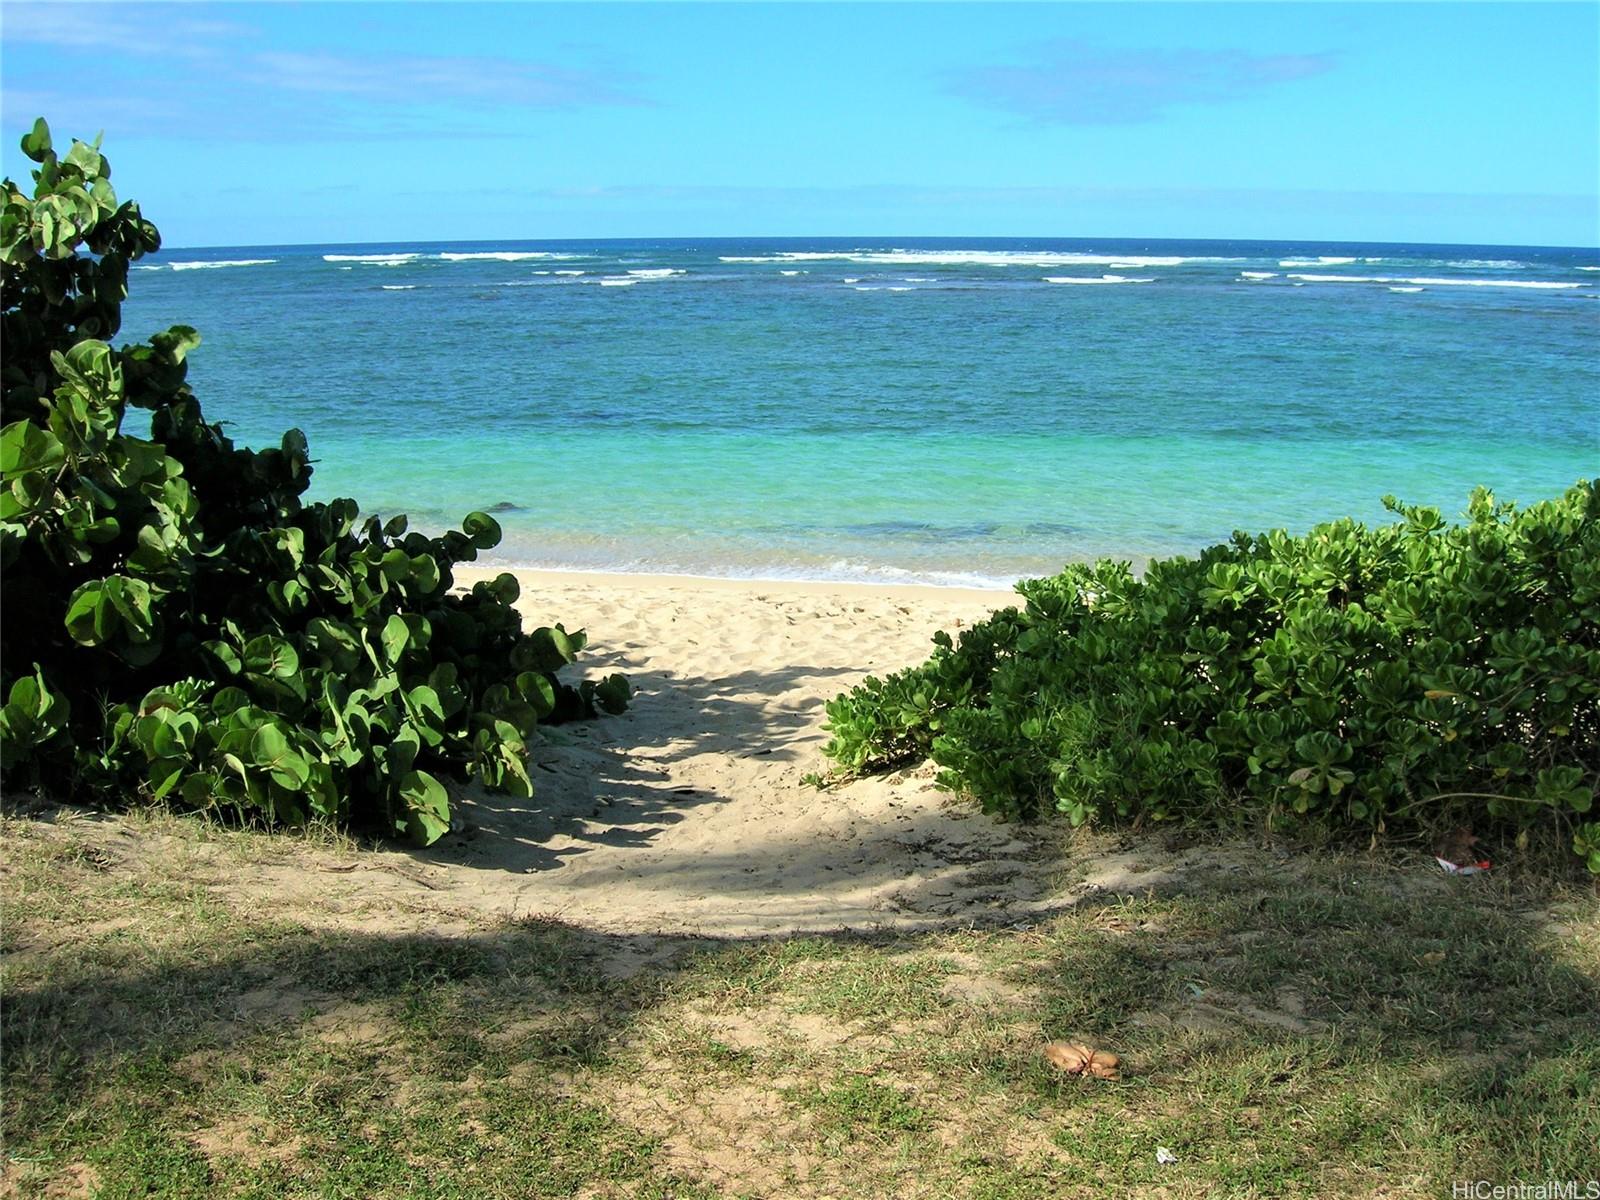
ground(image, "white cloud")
xmin=248 ymin=50 xmax=647 ymax=109
xmin=948 ymin=40 xmax=1337 ymax=124
xmin=0 ymin=3 xmax=250 ymax=58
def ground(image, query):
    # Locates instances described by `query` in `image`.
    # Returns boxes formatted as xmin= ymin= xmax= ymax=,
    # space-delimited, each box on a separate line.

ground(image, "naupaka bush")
xmin=825 ymin=483 xmax=1600 ymax=871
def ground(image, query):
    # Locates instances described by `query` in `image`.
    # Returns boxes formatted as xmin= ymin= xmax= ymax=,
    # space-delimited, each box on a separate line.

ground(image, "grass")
xmin=2 ymin=802 xmax=1597 ymax=1198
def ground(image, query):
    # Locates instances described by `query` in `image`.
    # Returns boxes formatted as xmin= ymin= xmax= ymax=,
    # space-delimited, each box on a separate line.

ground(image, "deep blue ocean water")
xmin=119 ymin=237 xmax=1599 ymax=586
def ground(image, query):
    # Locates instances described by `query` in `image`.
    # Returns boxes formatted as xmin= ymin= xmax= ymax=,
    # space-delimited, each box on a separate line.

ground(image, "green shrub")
xmin=824 ymin=484 xmax=1600 ymax=869
xmin=0 ymin=120 xmax=628 ymax=844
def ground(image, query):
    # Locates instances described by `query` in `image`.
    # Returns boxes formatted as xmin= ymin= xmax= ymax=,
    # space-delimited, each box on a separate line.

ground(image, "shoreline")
xmin=454 ymin=564 xmax=1020 ymax=603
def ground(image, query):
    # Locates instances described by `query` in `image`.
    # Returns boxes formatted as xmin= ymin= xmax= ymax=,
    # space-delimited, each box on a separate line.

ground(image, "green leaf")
xmin=180 ymin=772 xmax=221 ymax=808
xmin=305 ymin=617 xmax=359 ymax=670
xmin=463 ymin=511 xmax=502 ymax=550
xmin=516 ymin=671 xmax=557 ymax=717
xmin=387 ymin=722 xmax=421 ymax=774
xmin=63 ymin=582 xmax=110 ymax=645
xmin=7 ymin=674 xmax=41 ymax=718
xmin=410 ymin=554 xmax=441 ymax=594
xmin=21 ymin=118 xmax=52 ymax=163
xmin=381 ymin=614 xmax=411 ymax=664
xmin=407 ymin=684 xmax=445 ymax=727
xmin=594 ymin=673 xmax=631 ymax=715
xmin=150 ymin=759 xmax=185 ymax=799
xmin=243 ymin=635 xmax=299 ymax=679
xmin=379 ymin=548 xmax=411 ymax=583
xmin=205 ymin=640 xmax=243 ymax=676
xmin=399 ymin=769 xmax=451 ymax=845
xmin=0 ymin=665 xmax=70 ymax=770
xmin=250 ymin=723 xmax=290 ymax=767
xmin=0 ymin=421 xmax=65 ymax=475
xmin=64 ymin=139 xmax=103 ymax=177
xmin=268 ymin=750 xmax=310 ymax=790
xmin=103 ymin=576 xmax=154 ymax=639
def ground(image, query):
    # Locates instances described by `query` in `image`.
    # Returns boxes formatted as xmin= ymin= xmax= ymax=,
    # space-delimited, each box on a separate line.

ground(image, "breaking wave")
xmin=721 ymin=249 xmax=1237 ymax=268
xmin=1287 ymin=273 xmax=1583 ymax=290
xmin=169 ymin=259 xmax=276 ymax=270
xmin=1043 ymin=274 xmax=1155 ymax=285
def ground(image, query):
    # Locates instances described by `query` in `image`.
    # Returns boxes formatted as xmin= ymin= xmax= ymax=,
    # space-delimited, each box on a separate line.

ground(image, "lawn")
xmin=2 ymin=802 xmax=1596 ymax=1199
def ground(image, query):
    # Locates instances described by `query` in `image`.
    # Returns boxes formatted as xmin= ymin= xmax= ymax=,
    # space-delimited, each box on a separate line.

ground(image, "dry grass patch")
xmin=2 ymin=802 xmax=1596 ymax=1199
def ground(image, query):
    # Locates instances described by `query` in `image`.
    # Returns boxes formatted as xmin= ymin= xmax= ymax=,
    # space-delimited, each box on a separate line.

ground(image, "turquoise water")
xmin=121 ymin=239 xmax=1599 ymax=586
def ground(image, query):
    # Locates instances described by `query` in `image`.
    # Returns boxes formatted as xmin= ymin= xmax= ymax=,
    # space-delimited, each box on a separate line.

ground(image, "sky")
xmin=1 ymin=2 xmax=1596 ymax=248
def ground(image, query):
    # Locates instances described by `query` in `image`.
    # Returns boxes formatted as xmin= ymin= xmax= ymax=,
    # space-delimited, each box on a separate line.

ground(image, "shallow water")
xmin=121 ymin=237 xmax=1600 ymax=585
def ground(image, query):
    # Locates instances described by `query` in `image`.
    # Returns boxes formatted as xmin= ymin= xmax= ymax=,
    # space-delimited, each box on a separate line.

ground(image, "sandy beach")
xmin=232 ymin=568 xmax=1071 ymax=938
xmin=6 ymin=15 xmax=1595 ymax=1192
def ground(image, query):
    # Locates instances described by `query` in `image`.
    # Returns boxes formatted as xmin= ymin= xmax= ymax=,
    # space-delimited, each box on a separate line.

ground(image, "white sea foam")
xmin=722 ymin=252 xmax=872 ymax=263
xmin=134 ymin=265 xmax=166 ymax=271
xmin=842 ymin=277 xmax=860 ymax=283
xmin=554 ymin=270 xmax=585 ymax=276
xmin=1279 ymin=256 xmax=1359 ymax=267
xmin=169 ymin=258 xmax=276 ymax=270
xmin=1042 ymin=274 xmax=1154 ymax=285
xmin=323 ymin=253 xmax=419 ymax=264
xmin=380 ymin=284 xmax=417 ymax=290
xmin=722 ymin=250 xmax=1235 ymax=267
xmin=817 ymin=560 xmax=1018 ymax=589
xmin=494 ymin=557 xmax=1017 ymax=591
xmin=438 ymin=251 xmax=578 ymax=262
xmin=327 ymin=249 xmax=581 ymax=267
xmin=1579 ymin=266 xmax=1600 ymax=272
xmin=852 ymin=285 xmax=915 ymax=291
xmin=1288 ymin=273 xmax=1582 ymax=289
xmin=1285 ymin=273 xmax=1402 ymax=283
xmin=1411 ymin=276 xmax=1582 ymax=289
xmin=625 ymin=268 xmax=684 ymax=277
xmin=1388 ymin=286 xmax=1424 ymax=293
xmin=597 ymin=277 xmax=638 ymax=287
xmin=1239 ymin=271 xmax=1277 ymax=280
xmin=779 ymin=270 xmax=804 ymax=276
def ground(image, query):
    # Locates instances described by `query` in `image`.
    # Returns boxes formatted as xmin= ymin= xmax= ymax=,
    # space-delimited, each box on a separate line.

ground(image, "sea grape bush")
xmin=824 ymin=483 xmax=1600 ymax=870
xmin=0 ymin=121 xmax=628 ymax=843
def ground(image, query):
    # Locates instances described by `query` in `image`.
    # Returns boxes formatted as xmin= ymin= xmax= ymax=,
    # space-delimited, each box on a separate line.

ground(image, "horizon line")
xmin=159 ymin=233 xmax=1600 ymax=254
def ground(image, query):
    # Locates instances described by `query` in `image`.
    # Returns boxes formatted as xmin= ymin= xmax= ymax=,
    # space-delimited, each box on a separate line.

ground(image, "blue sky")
xmin=2 ymin=2 xmax=1596 ymax=247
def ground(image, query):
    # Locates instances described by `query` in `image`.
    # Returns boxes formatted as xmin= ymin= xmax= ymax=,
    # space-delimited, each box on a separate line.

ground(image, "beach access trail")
xmin=13 ymin=573 xmax=1594 ymax=1200
xmin=246 ymin=571 xmax=1070 ymax=937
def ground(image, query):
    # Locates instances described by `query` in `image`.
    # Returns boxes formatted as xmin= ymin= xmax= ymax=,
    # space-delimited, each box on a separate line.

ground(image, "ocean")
xmin=119 ymin=237 xmax=1600 ymax=587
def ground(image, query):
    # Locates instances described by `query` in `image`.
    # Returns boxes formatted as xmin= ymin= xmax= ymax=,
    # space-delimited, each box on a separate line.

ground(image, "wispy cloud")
xmin=947 ymin=40 xmax=1335 ymax=124
xmin=0 ymin=3 xmax=251 ymax=58
xmin=0 ymin=4 xmax=650 ymax=141
xmin=453 ymin=183 xmax=1585 ymax=211
xmin=1 ymin=85 xmax=194 ymax=134
xmin=248 ymin=51 xmax=647 ymax=110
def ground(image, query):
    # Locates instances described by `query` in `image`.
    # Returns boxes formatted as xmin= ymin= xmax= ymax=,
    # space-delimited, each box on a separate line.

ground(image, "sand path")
xmin=305 ymin=571 xmax=1062 ymax=937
